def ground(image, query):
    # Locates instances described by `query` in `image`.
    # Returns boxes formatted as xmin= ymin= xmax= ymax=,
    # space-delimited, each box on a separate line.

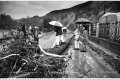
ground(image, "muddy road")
xmin=65 ymin=38 xmax=120 ymax=78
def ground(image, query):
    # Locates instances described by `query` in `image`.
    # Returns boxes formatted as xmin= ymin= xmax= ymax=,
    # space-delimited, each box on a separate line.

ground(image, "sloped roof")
xmin=102 ymin=12 xmax=120 ymax=18
xmin=76 ymin=18 xmax=90 ymax=23
xmin=99 ymin=12 xmax=120 ymax=23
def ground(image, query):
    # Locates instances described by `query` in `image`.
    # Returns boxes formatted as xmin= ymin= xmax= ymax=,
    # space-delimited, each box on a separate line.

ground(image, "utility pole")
xmin=104 ymin=1 xmax=106 ymax=14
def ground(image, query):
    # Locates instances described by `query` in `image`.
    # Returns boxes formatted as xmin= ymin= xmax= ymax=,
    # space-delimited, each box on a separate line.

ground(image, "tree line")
xmin=0 ymin=13 xmax=54 ymax=32
xmin=0 ymin=13 xmax=19 ymax=30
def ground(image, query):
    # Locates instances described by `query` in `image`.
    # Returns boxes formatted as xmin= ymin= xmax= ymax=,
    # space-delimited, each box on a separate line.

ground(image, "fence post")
xmin=96 ymin=23 xmax=99 ymax=37
xmin=89 ymin=24 xmax=91 ymax=35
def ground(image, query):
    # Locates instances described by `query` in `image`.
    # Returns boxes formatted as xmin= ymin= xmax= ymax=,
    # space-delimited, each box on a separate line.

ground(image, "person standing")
xmin=28 ymin=26 xmax=33 ymax=34
xmin=21 ymin=22 xmax=27 ymax=38
xmin=61 ymin=27 xmax=67 ymax=44
xmin=81 ymin=26 xmax=89 ymax=52
xmin=28 ymin=26 xmax=34 ymax=42
xmin=75 ymin=18 xmax=90 ymax=52
xmin=74 ymin=24 xmax=80 ymax=50
xmin=49 ymin=21 xmax=64 ymax=48
xmin=34 ymin=25 xmax=39 ymax=41
xmin=51 ymin=26 xmax=63 ymax=48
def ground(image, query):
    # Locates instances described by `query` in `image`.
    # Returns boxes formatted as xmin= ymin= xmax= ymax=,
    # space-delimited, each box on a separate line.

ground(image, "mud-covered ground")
xmin=38 ymin=32 xmax=73 ymax=49
xmin=65 ymin=38 xmax=120 ymax=78
xmin=1 ymin=31 xmax=120 ymax=78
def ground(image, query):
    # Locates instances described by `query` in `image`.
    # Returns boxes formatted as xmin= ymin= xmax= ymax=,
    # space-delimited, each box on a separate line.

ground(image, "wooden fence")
xmin=99 ymin=22 xmax=120 ymax=43
xmin=90 ymin=22 xmax=120 ymax=44
xmin=89 ymin=22 xmax=120 ymax=54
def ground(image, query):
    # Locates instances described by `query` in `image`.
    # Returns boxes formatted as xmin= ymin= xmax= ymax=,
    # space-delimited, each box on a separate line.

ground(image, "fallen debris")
xmin=0 ymin=37 xmax=69 ymax=78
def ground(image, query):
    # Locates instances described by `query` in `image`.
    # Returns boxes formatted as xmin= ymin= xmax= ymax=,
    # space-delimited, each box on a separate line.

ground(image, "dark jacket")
xmin=21 ymin=23 xmax=26 ymax=37
xmin=54 ymin=26 xmax=62 ymax=36
xmin=22 ymin=23 xmax=26 ymax=31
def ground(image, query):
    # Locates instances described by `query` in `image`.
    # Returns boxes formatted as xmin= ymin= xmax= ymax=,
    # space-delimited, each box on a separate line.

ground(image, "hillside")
xmin=43 ymin=1 xmax=120 ymax=31
xmin=1 ymin=1 xmax=120 ymax=31
xmin=20 ymin=16 xmax=44 ymax=30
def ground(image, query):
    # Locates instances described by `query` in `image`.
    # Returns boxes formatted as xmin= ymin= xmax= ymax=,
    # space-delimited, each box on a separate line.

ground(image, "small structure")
xmin=99 ymin=12 xmax=120 ymax=23
xmin=76 ymin=18 xmax=91 ymax=34
xmin=76 ymin=18 xmax=90 ymax=24
xmin=99 ymin=12 xmax=120 ymax=42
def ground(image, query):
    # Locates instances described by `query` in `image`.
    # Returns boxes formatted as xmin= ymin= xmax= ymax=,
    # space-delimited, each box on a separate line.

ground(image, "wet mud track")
xmin=65 ymin=38 xmax=120 ymax=78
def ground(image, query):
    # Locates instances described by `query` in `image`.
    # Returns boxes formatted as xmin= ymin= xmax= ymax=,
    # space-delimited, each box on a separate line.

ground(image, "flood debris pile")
xmin=0 ymin=38 xmax=68 ymax=78
xmin=88 ymin=43 xmax=120 ymax=74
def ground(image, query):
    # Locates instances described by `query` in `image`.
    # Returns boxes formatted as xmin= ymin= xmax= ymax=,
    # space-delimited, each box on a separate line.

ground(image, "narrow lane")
xmin=38 ymin=32 xmax=73 ymax=49
xmin=38 ymin=32 xmax=55 ymax=49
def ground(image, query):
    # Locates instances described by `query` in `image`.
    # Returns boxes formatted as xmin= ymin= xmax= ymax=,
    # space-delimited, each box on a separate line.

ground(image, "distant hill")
xmin=20 ymin=16 xmax=43 ymax=30
xmin=1 ymin=1 xmax=120 ymax=31
xmin=43 ymin=1 xmax=120 ymax=31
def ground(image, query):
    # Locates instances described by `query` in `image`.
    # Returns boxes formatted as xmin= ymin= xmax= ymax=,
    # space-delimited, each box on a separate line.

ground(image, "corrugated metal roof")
xmin=99 ymin=12 xmax=120 ymax=23
xmin=76 ymin=18 xmax=90 ymax=23
xmin=102 ymin=12 xmax=120 ymax=17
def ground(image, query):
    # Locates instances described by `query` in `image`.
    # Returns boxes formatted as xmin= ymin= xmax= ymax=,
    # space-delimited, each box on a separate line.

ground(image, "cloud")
xmin=28 ymin=1 xmax=82 ymax=10
xmin=0 ymin=1 xmax=9 ymax=14
xmin=0 ymin=1 xmax=85 ymax=19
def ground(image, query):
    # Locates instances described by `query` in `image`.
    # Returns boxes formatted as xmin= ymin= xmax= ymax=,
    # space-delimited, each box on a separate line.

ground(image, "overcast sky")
xmin=0 ymin=1 xmax=86 ymax=19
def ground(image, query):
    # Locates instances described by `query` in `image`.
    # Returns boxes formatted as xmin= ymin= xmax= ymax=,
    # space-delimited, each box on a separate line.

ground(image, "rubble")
xmin=0 ymin=37 xmax=68 ymax=78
